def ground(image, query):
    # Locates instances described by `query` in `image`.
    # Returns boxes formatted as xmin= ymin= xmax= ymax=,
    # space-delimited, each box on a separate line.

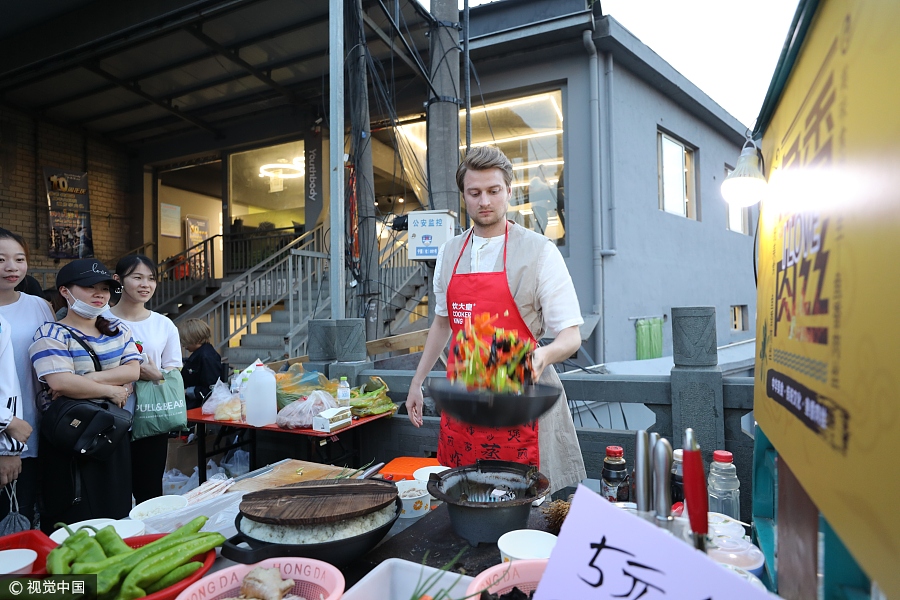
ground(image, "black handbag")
xmin=39 ymin=325 xmax=133 ymax=461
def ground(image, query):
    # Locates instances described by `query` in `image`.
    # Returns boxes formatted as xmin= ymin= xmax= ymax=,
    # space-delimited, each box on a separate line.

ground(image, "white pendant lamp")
xmin=721 ymin=139 xmax=767 ymax=208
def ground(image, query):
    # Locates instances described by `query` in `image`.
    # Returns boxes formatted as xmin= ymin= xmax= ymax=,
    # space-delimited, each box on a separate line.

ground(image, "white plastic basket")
xmin=342 ymin=558 xmax=473 ymax=600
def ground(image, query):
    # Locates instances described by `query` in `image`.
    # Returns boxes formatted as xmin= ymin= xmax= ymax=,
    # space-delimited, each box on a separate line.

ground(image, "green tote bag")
xmin=132 ymin=368 xmax=188 ymax=439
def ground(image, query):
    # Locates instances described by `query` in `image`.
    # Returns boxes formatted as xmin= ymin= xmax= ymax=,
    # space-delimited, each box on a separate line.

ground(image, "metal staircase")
xmin=153 ymin=226 xmax=429 ymax=368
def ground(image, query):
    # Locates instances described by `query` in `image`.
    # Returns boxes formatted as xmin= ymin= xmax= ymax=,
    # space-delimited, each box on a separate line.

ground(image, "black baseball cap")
xmin=56 ymin=259 xmax=119 ymax=289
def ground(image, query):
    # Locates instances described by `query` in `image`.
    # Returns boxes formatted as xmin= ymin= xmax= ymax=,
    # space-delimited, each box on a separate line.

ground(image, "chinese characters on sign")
xmin=533 ymin=486 xmax=769 ymax=599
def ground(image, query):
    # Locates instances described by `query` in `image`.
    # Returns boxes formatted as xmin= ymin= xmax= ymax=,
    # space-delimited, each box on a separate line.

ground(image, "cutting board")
xmin=239 ymin=479 xmax=398 ymax=525
xmin=228 ymin=460 xmax=346 ymax=494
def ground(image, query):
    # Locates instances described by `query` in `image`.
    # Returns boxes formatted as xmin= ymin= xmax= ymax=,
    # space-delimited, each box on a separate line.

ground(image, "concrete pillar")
xmin=426 ymin=0 xmax=460 ymax=217
xmin=669 ymin=306 xmax=724 ymax=464
xmin=349 ymin=0 xmax=380 ymax=342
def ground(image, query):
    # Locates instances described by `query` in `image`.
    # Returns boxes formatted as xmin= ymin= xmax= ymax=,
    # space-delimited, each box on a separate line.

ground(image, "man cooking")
xmin=405 ymin=145 xmax=586 ymax=493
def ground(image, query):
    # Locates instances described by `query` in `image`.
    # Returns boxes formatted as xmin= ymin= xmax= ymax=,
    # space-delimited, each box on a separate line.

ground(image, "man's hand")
xmin=531 ymin=325 xmax=582 ymax=382
xmin=0 ymin=455 xmax=22 ymax=486
xmin=405 ymin=384 xmax=424 ymax=428
xmin=5 ymin=416 xmax=32 ymax=444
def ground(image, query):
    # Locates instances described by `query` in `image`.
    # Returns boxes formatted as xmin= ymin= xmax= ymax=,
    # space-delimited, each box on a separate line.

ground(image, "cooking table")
xmin=187 ymin=408 xmax=394 ymax=484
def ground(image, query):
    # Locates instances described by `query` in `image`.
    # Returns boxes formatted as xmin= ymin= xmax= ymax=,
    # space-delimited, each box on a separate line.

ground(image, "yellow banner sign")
xmin=755 ymin=0 xmax=900 ymax=595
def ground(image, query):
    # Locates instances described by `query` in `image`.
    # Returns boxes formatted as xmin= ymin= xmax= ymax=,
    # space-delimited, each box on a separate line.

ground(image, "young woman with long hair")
xmin=108 ymin=255 xmax=182 ymax=504
xmin=29 ymin=259 xmax=141 ymax=532
xmin=0 ymin=228 xmax=54 ymax=527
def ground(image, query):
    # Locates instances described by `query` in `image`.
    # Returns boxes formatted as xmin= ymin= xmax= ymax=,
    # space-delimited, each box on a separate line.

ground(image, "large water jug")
xmin=244 ymin=362 xmax=277 ymax=427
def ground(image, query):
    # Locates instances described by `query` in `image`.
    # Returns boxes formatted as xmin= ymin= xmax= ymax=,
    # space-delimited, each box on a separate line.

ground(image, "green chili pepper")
xmin=118 ymin=533 xmax=224 ymax=600
xmin=46 ymin=545 xmax=77 ymax=575
xmin=93 ymin=525 xmax=134 ymax=557
xmin=144 ymin=561 xmax=203 ymax=594
xmin=95 ymin=522 xmax=208 ymax=596
xmin=71 ymin=551 xmax=133 ymax=575
xmin=66 ymin=534 xmax=108 ymax=564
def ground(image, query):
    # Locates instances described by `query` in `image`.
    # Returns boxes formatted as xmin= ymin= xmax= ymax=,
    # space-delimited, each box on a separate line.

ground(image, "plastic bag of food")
xmin=276 ymin=390 xmax=337 ymax=428
xmin=214 ymin=397 xmax=242 ymax=421
xmin=275 ymin=363 xmax=332 ymax=411
xmin=202 ymin=379 xmax=235 ymax=415
xmin=348 ymin=376 xmax=394 ymax=417
xmin=162 ymin=468 xmax=190 ymax=495
xmin=221 ymin=448 xmax=250 ymax=477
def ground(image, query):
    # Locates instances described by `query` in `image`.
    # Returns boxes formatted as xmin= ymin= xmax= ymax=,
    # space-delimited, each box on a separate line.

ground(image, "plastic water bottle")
xmin=600 ymin=446 xmax=630 ymax=502
xmin=336 ymin=377 xmax=351 ymax=407
xmin=671 ymin=448 xmax=684 ymax=504
xmin=229 ymin=369 xmax=241 ymax=394
xmin=244 ymin=363 xmax=277 ymax=427
xmin=708 ymin=450 xmax=741 ymax=520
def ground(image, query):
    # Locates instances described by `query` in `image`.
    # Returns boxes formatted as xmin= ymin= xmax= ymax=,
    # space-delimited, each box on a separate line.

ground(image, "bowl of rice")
xmin=129 ymin=495 xmax=189 ymax=521
xmin=221 ymin=498 xmax=402 ymax=566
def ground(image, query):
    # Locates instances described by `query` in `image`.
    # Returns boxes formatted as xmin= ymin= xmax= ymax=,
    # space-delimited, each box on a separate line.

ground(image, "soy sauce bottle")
xmin=600 ymin=445 xmax=630 ymax=502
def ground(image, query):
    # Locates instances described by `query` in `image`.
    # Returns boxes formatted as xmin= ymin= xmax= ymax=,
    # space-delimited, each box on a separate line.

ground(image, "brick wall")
xmin=0 ymin=107 xmax=134 ymax=273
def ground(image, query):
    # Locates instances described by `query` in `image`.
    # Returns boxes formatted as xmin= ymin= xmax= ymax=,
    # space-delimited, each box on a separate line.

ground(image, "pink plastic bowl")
xmin=174 ymin=557 xmax=345 ymax=600
xmin=466 ymin=558 xmax=548 ymax=597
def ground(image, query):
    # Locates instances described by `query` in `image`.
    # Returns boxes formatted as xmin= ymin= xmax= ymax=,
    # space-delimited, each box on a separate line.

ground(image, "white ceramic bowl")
xmin=0 ymin=549 xmax=37 ymax=575
xmin=49 ymin=518 xmax=146 ymax=544
xmin=497 ymin=529 xmax=558 ymax=562
xmin=395 ymin=480 xmax=430 ymax=519
xmin=129 ymin=495 xmax=189 ymax=521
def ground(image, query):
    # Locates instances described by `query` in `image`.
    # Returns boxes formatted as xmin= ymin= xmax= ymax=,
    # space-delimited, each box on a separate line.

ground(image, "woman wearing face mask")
xmin=107 ymin=255 xmax=182 ymax=504
xmin=29 ymin=259 xmax=141 ymax=532
xmin=0 ymin=228 xmax=53 ymax=528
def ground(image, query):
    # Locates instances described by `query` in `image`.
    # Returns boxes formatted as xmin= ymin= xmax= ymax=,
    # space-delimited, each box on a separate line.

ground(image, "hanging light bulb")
xmin=721 ymin=138 xmax=767 ymax=207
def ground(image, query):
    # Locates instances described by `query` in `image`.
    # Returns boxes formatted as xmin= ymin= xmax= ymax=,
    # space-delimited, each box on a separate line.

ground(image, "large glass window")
xmin=658 ymin=132 xmax=697 ymax=220
xmin=465 ymin=90 xmax=566 ymax=245
xmin=229 ymin=139 xmax=306 ymax=232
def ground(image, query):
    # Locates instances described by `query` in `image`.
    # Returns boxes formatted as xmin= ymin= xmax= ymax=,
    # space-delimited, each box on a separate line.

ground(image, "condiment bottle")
xmin=707 ymin=450 xmax=741 ymax=520
xmin=600 ymin=445 xmax=630 ymax=502
xmin=671 ymin=448 xmax=685 ymax=504
xmin=337 ymin=376 xmax=351 ymax=407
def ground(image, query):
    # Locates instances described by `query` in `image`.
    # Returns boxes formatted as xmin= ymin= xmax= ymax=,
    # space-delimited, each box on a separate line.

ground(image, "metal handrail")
xmin=176 ymin=226 xmax=326 ymax=354
xmin=149 ymin=235 xmax=221 ymax=312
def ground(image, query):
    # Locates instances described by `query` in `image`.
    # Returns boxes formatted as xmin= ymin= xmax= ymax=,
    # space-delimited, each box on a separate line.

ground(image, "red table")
xmin=186 ymin=407 xmax=394 ymax=483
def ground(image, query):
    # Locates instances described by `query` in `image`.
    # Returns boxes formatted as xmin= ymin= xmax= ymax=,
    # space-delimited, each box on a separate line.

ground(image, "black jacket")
xmin=182 ymin=342 xmax=226 ymax=408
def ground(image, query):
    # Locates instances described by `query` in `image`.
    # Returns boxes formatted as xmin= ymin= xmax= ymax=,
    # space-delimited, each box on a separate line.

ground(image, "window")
xmin=725 ymin=166 xmax=751 ymax=234
xmin=658 ymin=132 xmax=696 ymax=219
xmin=464 ymin=90 xmax=567 ymax=245
xmin=731 ymin=305 xmax=749 ymax=331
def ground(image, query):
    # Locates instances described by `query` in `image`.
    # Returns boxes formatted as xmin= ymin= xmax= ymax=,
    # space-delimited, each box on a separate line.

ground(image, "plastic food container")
xmin=707 ymin=537 xmax=766 ymax=578
xmin=130 ymin=495 xmax=189 ymax=521
xmin=466 ymin=558 xmax=548 ymax=597
xmin=497 ymin=529 xmax=557 ymax=562
xmin=0 ymin=549 xmax=37 ymax=574
xmin=175 ymin=557 xmax=344 ymax=600
xmin=395 ymin=480 xmax=430 ymax=519
xmin=342 ymin=557 xmax=472 ymax=600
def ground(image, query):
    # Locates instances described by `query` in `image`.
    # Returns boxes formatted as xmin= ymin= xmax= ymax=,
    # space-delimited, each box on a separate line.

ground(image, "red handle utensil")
xmin=682 ymin=428 xmax=708 ymax=552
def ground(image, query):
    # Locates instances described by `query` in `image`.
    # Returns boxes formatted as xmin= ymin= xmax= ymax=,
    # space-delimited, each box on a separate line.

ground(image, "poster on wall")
xmin=160 ymin=203 xmax=181 ymax=238
xmin=43 ymin=167 xmax=93 ymax=259
xmin=754 ymin=0 xmax=900 ymax=594
xmin=185 ymin=215 xmax=209 ymax=249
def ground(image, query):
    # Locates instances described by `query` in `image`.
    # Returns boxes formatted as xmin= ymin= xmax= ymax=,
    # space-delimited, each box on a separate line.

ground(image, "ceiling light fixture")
xmin=259 ymin=160 xmax=304 ymax=179
xmin=721 ymin=137 xmax=767 ymax=207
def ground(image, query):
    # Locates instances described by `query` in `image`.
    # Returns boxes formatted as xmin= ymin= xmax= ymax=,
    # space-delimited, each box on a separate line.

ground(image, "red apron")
xmin=437 ymin=224 xmax=540 ymax=468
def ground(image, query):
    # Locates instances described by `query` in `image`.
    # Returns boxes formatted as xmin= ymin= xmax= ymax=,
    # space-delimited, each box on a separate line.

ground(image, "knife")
xmin=653 ymin=437 xmax=673 ymax=529
xmin=682 ymin=428 xmax=708 ymax=552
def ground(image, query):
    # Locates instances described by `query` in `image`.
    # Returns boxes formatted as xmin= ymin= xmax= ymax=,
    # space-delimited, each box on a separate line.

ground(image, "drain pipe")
xmin=583 ymin=30 xmax=605 ymax=363
xmin=604 ymin=52 xmax=618 ymax=252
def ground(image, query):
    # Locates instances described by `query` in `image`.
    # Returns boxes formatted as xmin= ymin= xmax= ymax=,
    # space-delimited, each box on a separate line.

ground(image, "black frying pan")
xmin=425 ymin=378 xmax=561 ymax=428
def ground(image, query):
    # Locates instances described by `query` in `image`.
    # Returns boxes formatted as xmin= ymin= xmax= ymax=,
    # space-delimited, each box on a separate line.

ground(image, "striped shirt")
xmin=29 ymin=320 xmax=143 ymax=382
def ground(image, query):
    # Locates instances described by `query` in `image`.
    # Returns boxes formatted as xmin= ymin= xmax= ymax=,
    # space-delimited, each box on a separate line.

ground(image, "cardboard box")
xmin=312 ymin=407 xmax=352 ymax=433
xmin=165 ymin=434 xmax=216 ymax=475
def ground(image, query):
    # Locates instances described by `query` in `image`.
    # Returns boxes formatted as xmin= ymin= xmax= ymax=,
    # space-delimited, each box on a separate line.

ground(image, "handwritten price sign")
xmin=534 ymin=486 xmax=770 ymax=600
